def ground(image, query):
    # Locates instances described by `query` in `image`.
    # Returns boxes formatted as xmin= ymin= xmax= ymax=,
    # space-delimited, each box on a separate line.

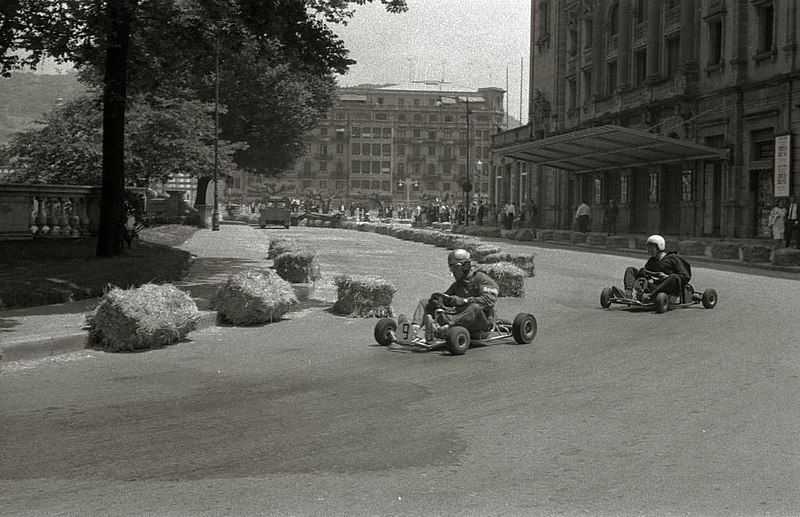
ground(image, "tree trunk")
xmin=96 ymin=0 xmax=137 ymax=257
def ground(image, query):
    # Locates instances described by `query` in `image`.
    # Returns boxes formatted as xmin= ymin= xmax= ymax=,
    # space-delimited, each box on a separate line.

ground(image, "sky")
xmin=331 ymin=0 xmax=531 ymax=124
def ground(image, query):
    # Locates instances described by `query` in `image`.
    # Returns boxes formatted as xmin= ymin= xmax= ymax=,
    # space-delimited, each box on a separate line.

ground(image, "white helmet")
xmin=646 ymin=234 xmax=666 ymax=251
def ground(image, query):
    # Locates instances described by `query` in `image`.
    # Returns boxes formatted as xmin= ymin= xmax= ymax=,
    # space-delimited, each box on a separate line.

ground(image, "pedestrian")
xmin=504 ymin=201 xmax=516 ymax=230
xmin=604 ymin=199 xmax=618 ymax=236
xmin=477 ymin=201 xmax=485 ymax=226
xmin=575 ymin=200 xmax=591 ymax=232
xmin=768 ymin=198 xmax=787 ymax=247
xmin=525 ymin=199 xmax=537 ymax=231
xmin=785 ymin=196 xmax=799 ymax=248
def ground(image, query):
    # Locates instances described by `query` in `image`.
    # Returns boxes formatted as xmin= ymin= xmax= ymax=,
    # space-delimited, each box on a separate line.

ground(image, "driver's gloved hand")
xmin=447 ymin=295 xmax=468 ymax=306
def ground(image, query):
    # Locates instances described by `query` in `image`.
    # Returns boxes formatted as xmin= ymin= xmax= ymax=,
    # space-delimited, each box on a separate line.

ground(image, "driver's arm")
xmin=468 ymin=272 xmax=499 ymax=309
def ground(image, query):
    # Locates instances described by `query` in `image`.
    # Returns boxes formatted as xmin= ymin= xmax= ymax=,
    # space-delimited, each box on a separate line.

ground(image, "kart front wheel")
xmin=702 ymin=289 xmax=718 ymax=309
xmin=374 ymin=318 xmax=397 ymax=346
xmin=512 ymin=313 xmax=538 ymax=344
xmin=446 ymin=326 xmax=470 ymax=355
xmin=600 ymin=287 xmax=612 ymax=309
xmin=654 ymin=292 xmax=669 ymax=313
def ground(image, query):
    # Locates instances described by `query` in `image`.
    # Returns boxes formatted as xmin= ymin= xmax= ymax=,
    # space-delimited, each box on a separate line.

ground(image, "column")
xmin=646 ymin=0 xmax=662 ymax=81
xmin=592 ymin=0 xmax=604 ymax=94
xmin=679 ymin=0 xmax=696 ymax=67
xmin=617 ymin=0 xmax=632 ymax=90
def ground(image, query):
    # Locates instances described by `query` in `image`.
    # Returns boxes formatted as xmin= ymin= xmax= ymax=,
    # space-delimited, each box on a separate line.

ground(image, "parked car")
xmin=259 ymin=197 xmax=291 ymax=229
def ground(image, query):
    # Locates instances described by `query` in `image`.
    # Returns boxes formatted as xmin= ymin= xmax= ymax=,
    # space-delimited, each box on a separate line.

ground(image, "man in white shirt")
xmin=575 ymin=201 xmax=591 ymax=232
xmin=786 ymin=196 xmax=799 ymax=249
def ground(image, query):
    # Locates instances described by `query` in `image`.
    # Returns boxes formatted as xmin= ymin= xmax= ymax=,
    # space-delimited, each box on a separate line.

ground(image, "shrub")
xmin=86 ymin=283 xmax=200 ymax=352
xmin=474 ymin=262 xmax=525 ymax=298
xmin=267 ymin=238 xmax=295 ymax=260
xmin=332 ymin=274 xmax=396 ymax=318
xmin=213 ymin=269 xmax=297 ymax=325
xmin=273 ymin=249 xmax=322 ymax=283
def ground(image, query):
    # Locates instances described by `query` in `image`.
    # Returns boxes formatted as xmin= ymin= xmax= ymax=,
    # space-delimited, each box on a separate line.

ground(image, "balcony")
xmin=0 ymin=184 xmax=101 ymax=241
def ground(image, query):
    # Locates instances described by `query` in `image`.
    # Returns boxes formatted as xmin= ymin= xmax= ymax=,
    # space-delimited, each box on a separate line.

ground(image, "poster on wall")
xmin=774 ymin=134 xmax=791 ymax=197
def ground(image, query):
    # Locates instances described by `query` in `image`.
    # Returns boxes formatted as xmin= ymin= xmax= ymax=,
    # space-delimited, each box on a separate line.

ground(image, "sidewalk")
xmin=2 ymin=223 xmax=799 ymax=364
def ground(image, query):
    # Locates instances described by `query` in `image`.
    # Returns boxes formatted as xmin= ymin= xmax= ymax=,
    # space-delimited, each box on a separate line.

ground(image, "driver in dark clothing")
xmin=407 ymin=248 xmax=499 ymax=342
xmin=620 ymin=234 xmax=691 ymax=301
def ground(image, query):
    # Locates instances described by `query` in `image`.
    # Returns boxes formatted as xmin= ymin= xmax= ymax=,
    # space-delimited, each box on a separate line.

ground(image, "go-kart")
xmin=373 ymin=310 xmax=538 ymax=356
xmin=600 ymin=269 xmax=718 ymax=313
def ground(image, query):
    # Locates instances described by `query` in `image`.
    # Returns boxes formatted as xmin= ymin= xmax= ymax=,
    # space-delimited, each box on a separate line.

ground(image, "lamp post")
xmin=437 ymin=95 xmax=473 ymax=225
xmin=397 ymin=179 xmax=418 ymax=217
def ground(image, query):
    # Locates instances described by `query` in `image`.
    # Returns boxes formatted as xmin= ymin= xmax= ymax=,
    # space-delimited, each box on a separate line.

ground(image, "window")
xmin=634 ymin=0 xmax=647 ymax=24
xmin=568 ymin=78 xmax=578 ymax=109
xmin=371 ymin=162 xmax=381 ymax=174
xmin=351 ymin=143 xmax=360 ymax=155
xmin=666 ymin=0 xmax=680 ymax=9
xmin=336 ymin=161 xmax=343 ymax=175
xmin=335 ymin=181 xmax=344 ymax=191
xmin=428 ymin=145 xmax=436 ymax=156
xmin=381 ymin=161 xmax=391 ymax=173
xmin=583 ymin=18 xmax=593 ymax=49
xmin=445 ymin=115 xmax=453 ymax=122
xmin=381 ymin=181 xmax=390 ymax=190
xmin=372 ymin=143 xmax=381 ymax=155
xmin=362 ymin=127 xmax=371 ymax=138
xmin=336 ymin=143 xmax=344 ymax=155
xmin=649 ymin=171 xmax=659 ymax=202
xmin=568 ymin=23 xmax=578 ymax=56
xmin=634 ymin=49 xmax=647 ymax=85
xmin=377 ymin=97 xmax=384 ymax=105
xmin=608 ymin=2 xmax=619 ymax=36
xmin=538 ymin=1 xmax=550 ymax=39
xmin=666 ymin=36 xmax=680 ymax=75
xmin=362 ymin=180 xmax=371 ymax=189
xmin=373 ymin=127 xmax=382 ymax=139
xmin=428 ymin=130 xmax=437 ymax=140
xmin=429 ymin=114 xmax=438 ymax=122
xmin=752 ymin=128 xmax=775 ymax=160
xmin=320 ymin=143 xmax=328 ymax=156
xmin=757 ymin=2 xmax=774 ymax=54
xmin=319 ymin=161 xmax=328 ymax=172
xmin=319 ymin=180 xmax=327 ymax=189
xmin=413 ymin=98 xmax=420 ymax=106
xmin=398 ymin=114 xmax=407 ymax=122
xmin=375 ymin=113 xmax=387 ymax=121
xmin=398 ymin=98 xmax=405 ymax=106
xmin=362 ymin=143 xmax=370 ymax=155
xmin=412 ymin=129 xmax=421 ymax=138
xmin=383 ymin=127 xmax=392 ymax=138
xmin=413 ymin=114 xmax=423 ymax=122
xmin=620 ymin=176 xmax=629 ymax=204
xmin=351 ymin=161 xmax=359 ymax=173
xmin=427 ymin=164 xmax=436 ymax=175
xmin=412 ymin=144 xmax=421 ymax=157
xmin=397 ymin=144 xmax=405 ymax=155
xmin=708 ymin=19 xmax=723 ymax=66
xmin=351 ymin=127 xmax=361 ymax=138
xmin=382 ymin=144 xmax=391 ymax=155
xmin=583 ymin=69 xmax=592 ymax=99
xmin=319 ymin=127 xmax=328 ymax=136
xmin=607 ymin=60 xmax=618 ymax=93
xmin=681 ymin=170 xmax=693 ymax=202
xmin=398 ymin=163 xmax=405 ymax=175
xmin=351 ymin=180 xmax=360 ymax=189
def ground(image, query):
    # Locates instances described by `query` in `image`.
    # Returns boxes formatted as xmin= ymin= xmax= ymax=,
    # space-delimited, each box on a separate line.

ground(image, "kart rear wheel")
xmin=446 ymin=326 xmax=470 ymax=355
xmin=702 ymin=288 xmax=718 ymax=309
xmin=654 ymin=292 xmax=669 ymax=313
xmin=512 ymin=313 xmax=538 ymax=344
xmin=600 ymin=287 xmax=613 ymax=309
xmin=373 ymin=318 xmax=397 ymax=346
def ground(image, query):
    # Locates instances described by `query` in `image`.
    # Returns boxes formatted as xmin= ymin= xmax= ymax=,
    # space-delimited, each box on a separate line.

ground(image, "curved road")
xmin=2 ymin=225 xmax=799 ymax=516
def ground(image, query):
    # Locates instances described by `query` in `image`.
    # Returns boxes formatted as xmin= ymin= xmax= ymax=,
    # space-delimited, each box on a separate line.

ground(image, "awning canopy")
xmin=494 ymin=125 xmax=729 ymax=173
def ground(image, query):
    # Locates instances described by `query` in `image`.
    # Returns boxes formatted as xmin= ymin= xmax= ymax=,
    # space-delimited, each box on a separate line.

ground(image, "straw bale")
xmin=772 ymin=248 xmax=800 ymax=266
xmin=710 ymin=241 xmax=739 ymax=259
xmin=213 ymin=269 xmax=297 ymax=325
xmin=463 ymin=242 xmax=500 ymax=262
xmin=474 ymin=262 xmax=525 ymax=298
xmin=332 ymin=274 xmax=396 ymax=318
xmin=86 ymin=283 xmax=200 ymax=352
xmin=268 ymin=238 xmax=296 ymax=259
xmin=739 ymin=245 xmax=772 ymax=263
xmin=570 ymin=232 xmax=587 ymax=244
xmin=273 ymin=249 xmax=322 ymax=283
xmin=679 ymin=240 xmax=707 ymax=256
xmin=395 ymin=228 xmax=416 ymax=241
xmin=586 ymin=233 xmax=606 ymax=246
xmin=481 ymin=252 xmax=535 ymax=277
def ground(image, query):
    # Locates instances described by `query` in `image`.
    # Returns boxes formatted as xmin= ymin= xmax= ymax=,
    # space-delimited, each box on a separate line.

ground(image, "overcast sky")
xmin=332 ymin=0 xmax=531 ymax=124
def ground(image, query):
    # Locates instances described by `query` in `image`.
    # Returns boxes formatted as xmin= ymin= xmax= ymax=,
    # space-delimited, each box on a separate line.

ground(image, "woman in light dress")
xmin=769 ymin=198 xmax=787 ymax=246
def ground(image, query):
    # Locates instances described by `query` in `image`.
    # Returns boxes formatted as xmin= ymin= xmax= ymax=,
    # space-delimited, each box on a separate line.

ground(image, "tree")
xmin=0 ymin=0 xmax=407 ymax=256
xmin=1 ymin=93 xmax=243 ymax=186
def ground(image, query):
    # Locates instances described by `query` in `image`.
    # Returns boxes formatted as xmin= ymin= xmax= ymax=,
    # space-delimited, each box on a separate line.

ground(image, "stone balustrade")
xmin=0 ymin=183 xmax=101 ymax=240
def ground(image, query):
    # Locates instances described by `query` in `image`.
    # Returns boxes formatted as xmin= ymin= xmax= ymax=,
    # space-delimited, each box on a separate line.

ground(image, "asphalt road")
xmin=2 ymin=225 xmax=799 ymax=516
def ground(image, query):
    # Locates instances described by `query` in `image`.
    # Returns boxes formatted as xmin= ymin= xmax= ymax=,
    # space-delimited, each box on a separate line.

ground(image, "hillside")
xmin=0 ymin=71 xmax=86 ymax=144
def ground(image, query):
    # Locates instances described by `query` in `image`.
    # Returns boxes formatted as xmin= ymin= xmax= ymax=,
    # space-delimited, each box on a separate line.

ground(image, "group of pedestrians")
xmin=769 ymin=196 xmax=800 ymax=248
xmin=574 ymin=199 xmax=618 ymax=236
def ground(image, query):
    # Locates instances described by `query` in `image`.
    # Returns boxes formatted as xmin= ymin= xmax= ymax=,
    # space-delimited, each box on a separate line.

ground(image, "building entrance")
xmin=629 ymin=168 xmax=649 ymax=233
xmin=661 ymin=165 xmax=682 ymax=235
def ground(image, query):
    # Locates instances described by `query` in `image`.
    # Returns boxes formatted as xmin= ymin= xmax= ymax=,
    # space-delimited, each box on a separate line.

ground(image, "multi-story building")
xmin=493 ymin=0 xmax=800 ymax=238
xmin=259 ymin=85 xmax=506 ymax=210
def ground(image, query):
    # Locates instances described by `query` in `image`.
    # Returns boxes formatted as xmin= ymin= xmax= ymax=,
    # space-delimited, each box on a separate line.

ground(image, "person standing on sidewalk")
xmin=575 ymin=201 xmax=591 ymax=232
xmin=604 ymin=199 xmax=618 ymax=236
xmin=785 ymin=196 xmax=799 ymax=248
xmin=769 ymin=199 xmax=787 ymax=247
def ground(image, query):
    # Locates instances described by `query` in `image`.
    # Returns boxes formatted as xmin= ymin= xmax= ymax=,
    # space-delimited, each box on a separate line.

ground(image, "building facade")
xmin=492 ymin=0 xmax=800 ymax=238
xmin=243 ymin=86 xmax=506 ymax=210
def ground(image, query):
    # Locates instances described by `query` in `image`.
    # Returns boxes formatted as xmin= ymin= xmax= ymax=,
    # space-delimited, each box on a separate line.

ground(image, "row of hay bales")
xmin=336 ymin=220 xmax=534 ymax=298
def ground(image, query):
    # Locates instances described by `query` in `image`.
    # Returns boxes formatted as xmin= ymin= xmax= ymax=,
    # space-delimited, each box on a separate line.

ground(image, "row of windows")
xmin=296 ymin=160 xmax=485 ymax=177
xmin=320 ymin=126 xmax=494 ymax=141
xmin=325 ymin=111 xmax=496 ymax=123
xmin=295 ymin=179 xmax=484 ymax=195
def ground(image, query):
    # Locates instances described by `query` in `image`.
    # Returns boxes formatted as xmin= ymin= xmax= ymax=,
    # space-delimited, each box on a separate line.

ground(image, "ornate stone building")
xmin=229 ymin=86 xmax=506 ymax=209
xmin=492 ymin=0 xmax=800 ymax=238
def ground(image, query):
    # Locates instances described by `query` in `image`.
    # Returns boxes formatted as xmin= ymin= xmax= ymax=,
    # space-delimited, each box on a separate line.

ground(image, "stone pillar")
xmin=592 ymin=0 xmax=604 ymax=94
xmin=617 ymin=0 xmax=632 ymax=90
xmin=679 ymin=0 xmax=696 ymax=67
xmin=647 ymin=0 xmax=662 ymax=81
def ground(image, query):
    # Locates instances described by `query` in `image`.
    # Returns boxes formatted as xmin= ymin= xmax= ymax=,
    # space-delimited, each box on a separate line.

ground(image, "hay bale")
xmin=606 ymin=235 xmax=631 ymax=249
xmin=332 ymin=274 xmax=396 ymax=318
xmin=213 ymin=269 xmax=297 ymax=325
xmin=516 ymin=229 xmax=536 ymax=241
xmin=679 ymin=240 xmax=707 ymax=256
xmin=273 ymin=249 xmax=322 ymax=283
xmin=474 ymin=262 xmax=525 ymax=298
xmin=710 ymin=241 xmax=739 ymax=260
xmin=86 ymin=283 xmax=200 ymax=352
xmin=739 ymin=245 xmax=772 ymax=263
xmin=464 ymin=243 xmax=501 ymax=262
xmin=538 ymin=229 xmax=555 ymax=241
xmin=268 ymin=238 xmax=295 ymax=259
xmin=586 ymin=233 xmax=606 ymax=246
xmin=570 ymin=232 xmax=587 ymax=244
xmin=772 ymin=248 xmax=800 ymax=266
xmin=482 ymin=252 xmax=535 ymax=277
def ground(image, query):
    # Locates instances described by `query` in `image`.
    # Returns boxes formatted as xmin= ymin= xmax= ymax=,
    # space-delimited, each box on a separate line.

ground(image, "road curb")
xmin=0 ymin=310 xmax=219 ymax=364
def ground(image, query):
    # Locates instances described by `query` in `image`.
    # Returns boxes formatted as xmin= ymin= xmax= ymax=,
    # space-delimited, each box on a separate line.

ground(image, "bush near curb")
xmin=267 ymin=238 xmax=295 ymax=260
xmin=475 ymin=262 xmax=525 ymax=298
xmin=86 ymin=283 xmax=200 ymax=352
xmin=332 ymin=274 xmax=396 ymax=318
xmin=482 ymin=252 xmax=535 ymax=277
xmin=213 ymin=269 xmax=297 ymax=326
xmin=273 ymin=250 xmax=322 ymax=283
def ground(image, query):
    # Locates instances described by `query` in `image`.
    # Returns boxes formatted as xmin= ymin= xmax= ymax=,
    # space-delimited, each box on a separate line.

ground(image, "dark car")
xmin=259 ymin=197 xmax=291 ymax=229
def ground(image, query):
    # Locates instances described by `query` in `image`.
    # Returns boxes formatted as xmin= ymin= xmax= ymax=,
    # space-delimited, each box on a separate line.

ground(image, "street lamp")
xmin=211 ymin=30 xmax=221 ymax=231
xmin=397 ymin=179 xmax=419 ymax=215
xmin=437 ymin=95 xmax=473 ymax=225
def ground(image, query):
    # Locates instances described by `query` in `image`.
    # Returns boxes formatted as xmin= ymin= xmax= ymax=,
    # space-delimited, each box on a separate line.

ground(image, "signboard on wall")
xmin=774 ymin=134 xmax=791 ymax=197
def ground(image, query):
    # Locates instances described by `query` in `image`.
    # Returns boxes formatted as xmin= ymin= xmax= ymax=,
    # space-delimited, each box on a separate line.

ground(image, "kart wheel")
xmin=600 ymin=287 xmax=613 ymax=309
xmin=512 ymin=313 xmax=538 ymax=344
xmin=373 ymin=318 xmax=397 ymax=346
xmin=702 ymin=288 xmax=718 ymax=309
xmin=654 ymin=292 xmax=669 ymax=313
xmin=446 ymin=326 xmax=470 ymax=356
